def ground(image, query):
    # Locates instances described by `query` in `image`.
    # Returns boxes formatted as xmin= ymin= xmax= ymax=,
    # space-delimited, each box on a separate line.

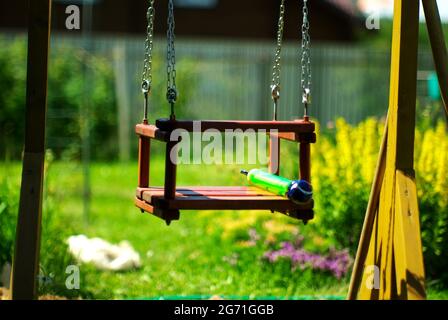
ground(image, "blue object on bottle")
xmin=287 ymin=180 xmax=313 ymax=204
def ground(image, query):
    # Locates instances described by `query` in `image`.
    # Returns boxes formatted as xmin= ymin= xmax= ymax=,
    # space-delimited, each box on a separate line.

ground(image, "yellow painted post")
xmin=349 ymin=0 xmax=426 ymax=300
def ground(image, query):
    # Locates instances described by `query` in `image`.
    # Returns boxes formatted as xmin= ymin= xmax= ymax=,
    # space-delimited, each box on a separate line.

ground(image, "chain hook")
xmin=142 ymin=80 xmax=151 ymax=123
xmin=142 ymin=79 xmax=151 ymax=94
xmin=271 ymin=84 xmax=281 ymax=121
xmin=302 ymin=87 xmax=311 ymax=105
xmin=271 ymin=84 xmax=281 ymax=102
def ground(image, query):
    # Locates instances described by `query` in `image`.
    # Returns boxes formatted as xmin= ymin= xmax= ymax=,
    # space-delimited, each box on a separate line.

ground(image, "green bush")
xmin=0 ymin=37 xmax=117 ymax=161
xmin=0 ymin=39 xmax=26 ymax=161
xmin=0 ymin=180 xmax=18 ymax=270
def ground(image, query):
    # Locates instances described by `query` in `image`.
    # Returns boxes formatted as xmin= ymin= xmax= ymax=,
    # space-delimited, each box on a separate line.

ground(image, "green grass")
xmin=1 ymin=160 xmax=447 ymax=299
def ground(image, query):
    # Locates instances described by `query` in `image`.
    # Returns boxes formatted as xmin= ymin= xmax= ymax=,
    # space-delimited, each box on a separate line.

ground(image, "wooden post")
xmin=10 ymin=0 xmax=52 ymax=300
xmin=423 ymin=0 xmax=448 ymax=117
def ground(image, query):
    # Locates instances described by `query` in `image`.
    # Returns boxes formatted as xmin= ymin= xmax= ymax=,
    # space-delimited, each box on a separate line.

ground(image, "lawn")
xmin=1 ymin=160 xmax=447 ymax=299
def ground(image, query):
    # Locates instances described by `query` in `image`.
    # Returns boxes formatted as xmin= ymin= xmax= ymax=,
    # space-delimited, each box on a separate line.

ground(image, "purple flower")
xmin=263 ymin=241 xmax=353 ymax=279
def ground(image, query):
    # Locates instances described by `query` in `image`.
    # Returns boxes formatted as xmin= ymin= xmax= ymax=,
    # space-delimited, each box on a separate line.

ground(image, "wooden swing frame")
xmin=11 ymin=0 xmax=448 ymax=300
xmin=135 ymin=118 xmax=316 ymax=224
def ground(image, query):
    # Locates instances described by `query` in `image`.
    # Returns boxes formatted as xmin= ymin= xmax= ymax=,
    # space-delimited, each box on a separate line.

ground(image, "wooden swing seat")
xmin=135 ymin=119 xmax=316 ymax=224
xmin=135 ymin=186 xmax=314 ymax=223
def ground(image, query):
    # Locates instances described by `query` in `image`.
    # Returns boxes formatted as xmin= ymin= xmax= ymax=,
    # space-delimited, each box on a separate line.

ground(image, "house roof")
xmin=0 ymin=0 xmax=365 ymax=42
xmin=325 ymin=0 xmax=359 ymax=16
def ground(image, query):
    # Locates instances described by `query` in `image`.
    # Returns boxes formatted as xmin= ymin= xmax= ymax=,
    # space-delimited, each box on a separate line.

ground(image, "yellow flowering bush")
xmin=310 ymin=118 xmax=384 ymax=250
xmin=415 ymin=121 xmax=448 ymax=282
xmin=311 ymin=118 xmax=448 ymax=283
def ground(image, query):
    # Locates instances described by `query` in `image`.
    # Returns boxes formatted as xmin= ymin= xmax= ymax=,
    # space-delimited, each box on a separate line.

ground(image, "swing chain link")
xmin=167 ymin=0 xmax=177 ymax=119
xmin=141 ymin=0 xmax=155 ymax=122
xmin=301 ymin=0 xmax=312 ymax=116
xmin=271 ymin=0 xmax=286 ymax=106
xmin=142 ymin=0 xmax=155 ymax=94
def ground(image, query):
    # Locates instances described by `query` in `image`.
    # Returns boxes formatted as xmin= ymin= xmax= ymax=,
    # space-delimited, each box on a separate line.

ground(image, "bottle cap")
xmin=287 ymin=180 xmax=313 ymax=204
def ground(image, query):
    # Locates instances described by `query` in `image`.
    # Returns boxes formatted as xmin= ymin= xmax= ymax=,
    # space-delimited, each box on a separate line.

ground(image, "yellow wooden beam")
xmin=349 ymin=0 xmax=425 ymax=300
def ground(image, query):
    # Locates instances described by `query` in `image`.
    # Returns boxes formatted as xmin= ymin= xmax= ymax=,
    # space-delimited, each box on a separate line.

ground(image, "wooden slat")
xmin=135 ymin=123 xmax=170 ymax=142
xmin=135 ymin=197 xmax=155 ymax=214
xmin=137 ymin=186 xmax=282 ymax=198
xmin=269 ymin=132 xmax=317 ymax=143
xmin=154 ymin=197 xmax=313 ymax=211
xmin=156 ymin=119 xmax=315 ymax=133
xmin=135 ymin=197 xmax=180 ymax=223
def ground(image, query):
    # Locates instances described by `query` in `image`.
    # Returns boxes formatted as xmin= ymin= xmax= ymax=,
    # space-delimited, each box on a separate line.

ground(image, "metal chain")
xmin=142 ymin=0 xmax=155 ymax=88
xmin=166 ymin=0 xmax=177 ymax=120
xmin=301 ymin=0 xmax=312 ymax=118
xmin=271 ymin=0 xmax=286 ymax=121
xmin=141 ymin=0 xmax=155 ymax=123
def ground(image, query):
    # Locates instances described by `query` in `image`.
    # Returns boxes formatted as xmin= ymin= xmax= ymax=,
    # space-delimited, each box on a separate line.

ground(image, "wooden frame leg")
xmin=299 ymin=143 xmax=311 ymax=183
xmin=269 ymin=135 xmax=280 ymax=175
xmin=138 ymin=136 xmax=150 ymax=188
xmin=164 ymin=141 xmax=177 ymax=200
xmin=162 ymin=141 xmax=178 ymax=224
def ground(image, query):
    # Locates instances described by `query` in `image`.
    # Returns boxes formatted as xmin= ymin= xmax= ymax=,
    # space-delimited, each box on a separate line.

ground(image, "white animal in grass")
xmin=67 ymin=235 xmax=141 ymax=271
